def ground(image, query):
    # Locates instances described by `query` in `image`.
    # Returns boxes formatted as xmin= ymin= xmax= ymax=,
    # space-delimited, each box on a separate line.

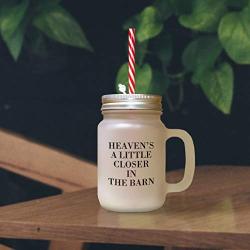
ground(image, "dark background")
xmin=0 ymin=0 xmax=250 ymax=249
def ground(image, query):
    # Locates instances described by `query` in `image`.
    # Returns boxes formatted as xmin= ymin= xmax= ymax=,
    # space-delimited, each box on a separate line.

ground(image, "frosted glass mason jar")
xmin=98 ymin=94 xmax=195 ymax=212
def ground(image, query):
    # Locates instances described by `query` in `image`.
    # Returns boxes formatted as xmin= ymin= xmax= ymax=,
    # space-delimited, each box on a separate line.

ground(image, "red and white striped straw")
xmin=128 ymin=28 xmax=136 ymax=94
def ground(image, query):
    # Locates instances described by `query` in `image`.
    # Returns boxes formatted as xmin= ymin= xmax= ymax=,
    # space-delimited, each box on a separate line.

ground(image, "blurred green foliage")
xmin=116 ymin=0 xmax=250 ymax=114
xmin=0 ymin=0 xmax=92 ymax=61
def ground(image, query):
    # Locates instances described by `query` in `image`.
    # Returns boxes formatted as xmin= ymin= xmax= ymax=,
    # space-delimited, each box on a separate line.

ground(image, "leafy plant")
xmin=116 ymin=0 xmax=250 ymax=114
xmin=0 ymin=0 xmax=93 ymax=61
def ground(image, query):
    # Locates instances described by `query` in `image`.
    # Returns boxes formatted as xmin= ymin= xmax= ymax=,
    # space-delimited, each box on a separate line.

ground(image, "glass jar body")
xmin=97 ymin=110 xmax=167 ymax=212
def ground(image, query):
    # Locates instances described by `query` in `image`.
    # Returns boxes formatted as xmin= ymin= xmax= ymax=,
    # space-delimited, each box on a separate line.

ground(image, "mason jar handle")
xmin=165 ymin=128 xmax=195 ymax=194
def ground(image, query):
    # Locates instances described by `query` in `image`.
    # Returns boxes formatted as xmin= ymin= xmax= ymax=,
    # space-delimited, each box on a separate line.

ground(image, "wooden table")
xmin=0 ymin=166 xmax=250 ymax=249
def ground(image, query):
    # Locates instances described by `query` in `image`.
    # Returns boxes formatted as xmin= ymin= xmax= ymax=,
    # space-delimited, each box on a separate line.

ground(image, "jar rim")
xmin=101 ymin=94 xmax=162 ymax=111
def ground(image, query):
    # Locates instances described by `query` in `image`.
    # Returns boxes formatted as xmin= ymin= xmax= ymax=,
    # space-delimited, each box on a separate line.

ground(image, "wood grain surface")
xmin=0 ymin=129 xmax=97 ymax=250
xmin=0 ymin=244 xmax=12 ymax=250
xmin=0 ymin=129 xmax=97 ymax=191
xmin=0 ymin=166 xmax=249 ymax=249
xmin=48 ymin=240 xmax=85 ymax=250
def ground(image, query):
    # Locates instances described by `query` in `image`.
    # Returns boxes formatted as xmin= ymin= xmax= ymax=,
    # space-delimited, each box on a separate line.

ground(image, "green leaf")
xmin=136 ymin=41 xmax=148 ymax=66
xmin=191 ymin=70 xmax=202 ymax=85
xmin=116 ymin=63 xmax=153 ymax=94
xmin=33 ymin=4 xmax=93 ymax=51
xmin=3 ymin=18 xmax=26 ymax=61
xmin=218 ymin=5 xmax=250 ymax=64
xmin=153 ymin=0 xmax=173 ymax=21
xmin=136 ymin=64 xmax=153 ymax=93
xmin=153 ymin=32 xmax=172 ymax=66
xmin=116 ymin=63 xmax=128 ymax=92
xmin=137 ymin=6 xmax=163 ymax=42
xmin=149 ymin=69 xmax=170 ymax=95
xmin=1 ymin=0 xmax=29 ymax=37
xmin=123 ymin=6 xmax=163 ymax=42
xmin=182 ymin=36 xmax=222 ymax=73
xmin=0 ymin=0 xmax=29 ymax=60
xmin=194 ymin=62 xmax=234 ymax=114
xmin=179 ymin=0 xmax=227 ymax=32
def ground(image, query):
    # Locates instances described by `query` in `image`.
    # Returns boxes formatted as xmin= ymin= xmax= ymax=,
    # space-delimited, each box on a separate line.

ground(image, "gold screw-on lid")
xmin=101 ymin=94 xmax=162 ymax=111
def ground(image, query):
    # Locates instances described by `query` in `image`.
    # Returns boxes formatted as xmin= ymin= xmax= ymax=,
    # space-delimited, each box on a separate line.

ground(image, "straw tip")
xmin=128 ymin=27 xmax=136 ymax=31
